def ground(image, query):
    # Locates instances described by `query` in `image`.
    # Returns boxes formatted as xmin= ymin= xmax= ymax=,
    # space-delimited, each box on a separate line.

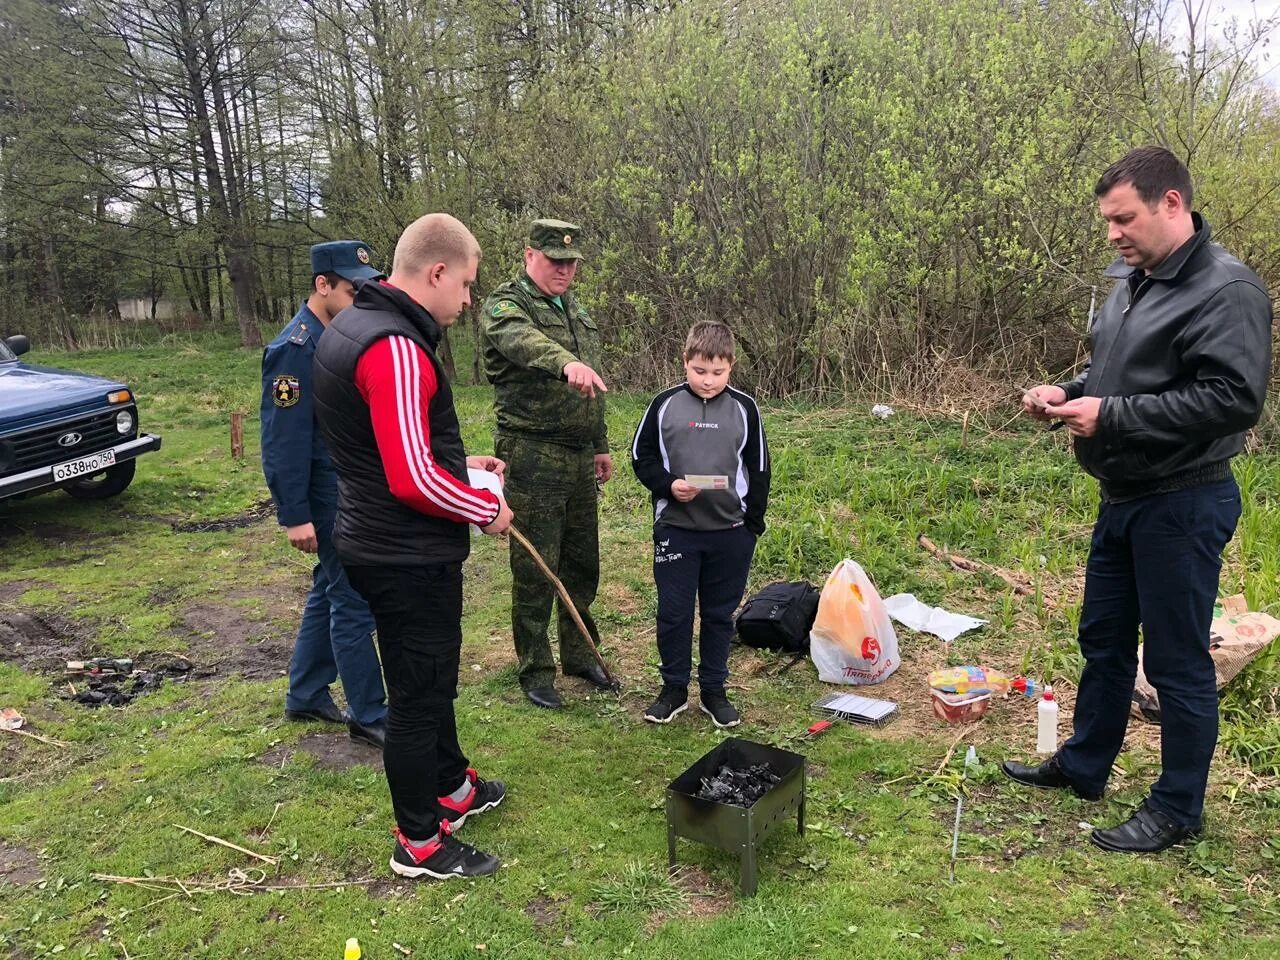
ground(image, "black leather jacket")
xmin=1059 ymin=215 xmax=1273 ymax=502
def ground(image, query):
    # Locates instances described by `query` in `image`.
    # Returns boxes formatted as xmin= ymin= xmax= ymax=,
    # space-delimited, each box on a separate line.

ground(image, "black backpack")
xmin=735 ymin=581 xmax=820 ymax=653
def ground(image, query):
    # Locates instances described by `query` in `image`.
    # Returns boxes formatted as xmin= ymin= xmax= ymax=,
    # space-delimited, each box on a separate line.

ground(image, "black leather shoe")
xmin=567 ymin=663 xmax=619 ymax=691
xmin=348 ymin=718 xmax=386 ymax=749
xmin=1000 ymin=755 xmax=1103 ymax=801
xmin=525 ymin=687 xmax=562 ymax=709
xmin=285 ymin=702 xmax=347 ymax=725
xmin=1091 ymin=802 xmax=1200 ymax=853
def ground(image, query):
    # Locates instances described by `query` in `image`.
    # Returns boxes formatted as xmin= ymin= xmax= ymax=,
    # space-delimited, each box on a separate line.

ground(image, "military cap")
xmin=528 ymin=219 xmax=584 ymax=261
xmin=310 ymin=240 xmax=384 ymax=281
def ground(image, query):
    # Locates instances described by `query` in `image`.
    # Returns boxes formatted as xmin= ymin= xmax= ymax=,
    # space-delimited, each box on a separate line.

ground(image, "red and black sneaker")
xmin=438 ymin=768 xmax=507 ymax=830
xmin=389 ymin=823 xmax=500 ymax=880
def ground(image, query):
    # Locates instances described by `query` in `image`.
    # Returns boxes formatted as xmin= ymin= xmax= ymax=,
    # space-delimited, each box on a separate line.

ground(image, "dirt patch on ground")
xmin=177 ymin=599 xmax=291 ymax=681
xmin=258 ymin=732 xmax=383 ymax=773
xmin=0 ymin=520 xmax=97 ymax=543
xmin=645 ymin=864 xmax=735 ymax=933
xmin=598 ymin=580 xmax=645 ymax=618
xmin=0 ymin=609 xmax=89 ymax=673
xmin=524 ymin=894 xmax=566 ymax=930
xmin=0 ymin=841 xmax=43 ymax=886
xmin=0 ymin=580 xmax=52 ymax=604
xmin=673 ymin=864 xmax=735 ymax=916
xmin=362 ymin=877 xmax=402 ymax=899
xmin=170 ymin=499 xmax=275 ymax=533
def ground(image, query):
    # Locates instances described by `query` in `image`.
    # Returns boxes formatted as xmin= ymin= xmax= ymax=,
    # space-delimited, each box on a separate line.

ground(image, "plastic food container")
xmin=931 ymin=689 xmax=991 ymax=724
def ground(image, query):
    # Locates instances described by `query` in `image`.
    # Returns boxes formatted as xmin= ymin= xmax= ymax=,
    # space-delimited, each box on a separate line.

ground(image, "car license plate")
xmin=53 ymin=448 xmax=116 ymax=482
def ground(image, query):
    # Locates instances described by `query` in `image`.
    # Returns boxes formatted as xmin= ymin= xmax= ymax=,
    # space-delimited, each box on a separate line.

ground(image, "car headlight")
xmin=116 ymin=410 xmax=135 ymax=434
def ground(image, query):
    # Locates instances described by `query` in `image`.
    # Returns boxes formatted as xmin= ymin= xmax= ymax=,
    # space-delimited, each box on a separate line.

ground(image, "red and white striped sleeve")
xmin=354 ymin=335 xmax=501 ymax=526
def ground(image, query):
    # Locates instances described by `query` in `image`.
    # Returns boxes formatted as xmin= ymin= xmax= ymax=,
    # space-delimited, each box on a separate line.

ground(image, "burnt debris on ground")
xmin=170 ymin=498 xmax=275 ymax=533
xmin=695 ymin=762 xmax=781 ymax=807
xmin=68 ymin=659 xmax=192 ymax=708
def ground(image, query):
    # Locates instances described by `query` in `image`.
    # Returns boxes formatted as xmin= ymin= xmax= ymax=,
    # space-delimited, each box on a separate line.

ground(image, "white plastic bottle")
xmin=1036 ymin=685 xmax=1059 ymax=755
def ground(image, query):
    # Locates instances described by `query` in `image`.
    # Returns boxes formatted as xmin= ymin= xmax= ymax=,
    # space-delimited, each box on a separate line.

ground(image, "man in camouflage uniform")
xmin=480 ymin=219 xmax=615 ymax=709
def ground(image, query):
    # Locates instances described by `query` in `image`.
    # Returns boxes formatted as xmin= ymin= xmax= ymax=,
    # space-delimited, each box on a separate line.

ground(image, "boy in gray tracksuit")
xmin=631 ymin=321 xmax=770 ymax=727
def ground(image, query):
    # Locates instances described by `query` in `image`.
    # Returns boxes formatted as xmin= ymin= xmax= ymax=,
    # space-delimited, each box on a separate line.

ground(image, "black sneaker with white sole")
xmin=389 ymin=824 xmax=500 ymax=880
xmin=700 ymin=688 xmax=741 ymax=728
xmin=643 ymin=685 xmax=688 ymax=724
xmin=438 ymin=768 xmax=506 ymax=830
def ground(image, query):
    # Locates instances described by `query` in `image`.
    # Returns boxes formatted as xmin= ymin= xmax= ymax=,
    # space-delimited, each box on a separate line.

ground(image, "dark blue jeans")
xmin=653 ymin=524 xmax=756 ymax=691
xmin=1057 ymin=479 xmax=1241 ymax=827
xmin=286 ymin=498 xmax=387 ymax=726
xmin=345 ymin=562 xmax=470 ymax=841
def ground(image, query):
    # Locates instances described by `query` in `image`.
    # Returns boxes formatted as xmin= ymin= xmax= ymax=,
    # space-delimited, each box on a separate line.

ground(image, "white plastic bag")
xmin=809 ymin=559 xmax=900 ymax=685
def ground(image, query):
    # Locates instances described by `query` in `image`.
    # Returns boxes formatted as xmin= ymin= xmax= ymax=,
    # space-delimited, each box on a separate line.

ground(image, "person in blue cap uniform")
xmin=261 ymin=240 xmax=389 ymax=748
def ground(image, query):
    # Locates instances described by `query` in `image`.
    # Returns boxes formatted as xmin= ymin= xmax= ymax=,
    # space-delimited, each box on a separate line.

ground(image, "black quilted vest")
xmin=312 ymin=281 xmax=471 ymax=566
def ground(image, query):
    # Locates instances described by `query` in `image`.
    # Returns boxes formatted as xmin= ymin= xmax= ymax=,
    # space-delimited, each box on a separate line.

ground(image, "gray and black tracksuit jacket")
xmin=630 ymin=383 xmax=770 ymax=535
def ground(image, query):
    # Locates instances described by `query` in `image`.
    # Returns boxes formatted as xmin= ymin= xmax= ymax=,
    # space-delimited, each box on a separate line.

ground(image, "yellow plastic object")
xmin=344 ymin=938 xmax=362 ymax=960
xmin=927 ymin=665 xmax=1011 ymax=696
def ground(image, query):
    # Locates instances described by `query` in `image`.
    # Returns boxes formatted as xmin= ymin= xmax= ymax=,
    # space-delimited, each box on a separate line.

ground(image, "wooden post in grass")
xmin=230 ymin=412 xmax=245 ymax=459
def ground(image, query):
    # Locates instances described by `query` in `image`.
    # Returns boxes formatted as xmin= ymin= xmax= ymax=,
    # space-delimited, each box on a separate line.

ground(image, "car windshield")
xmin=0 ymin=341 xmax=15 ymax=362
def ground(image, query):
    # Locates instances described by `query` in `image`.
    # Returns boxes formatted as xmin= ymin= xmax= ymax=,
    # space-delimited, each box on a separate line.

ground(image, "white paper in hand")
xmin=467 ymin=467 xmax=505 ymax=535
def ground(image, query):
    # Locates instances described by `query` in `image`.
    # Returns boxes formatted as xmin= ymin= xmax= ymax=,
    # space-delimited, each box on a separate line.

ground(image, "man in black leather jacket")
xmin=1002 ymin=146 xmax=1273 ymax=853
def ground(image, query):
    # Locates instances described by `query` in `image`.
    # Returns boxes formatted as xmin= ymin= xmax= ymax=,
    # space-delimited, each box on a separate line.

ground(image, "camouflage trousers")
xmin=494 ymin=434 xmax=602 ymax=690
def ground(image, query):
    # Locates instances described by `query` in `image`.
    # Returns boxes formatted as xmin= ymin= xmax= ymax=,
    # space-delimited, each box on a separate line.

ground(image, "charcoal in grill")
xmin=695 ymin=762 xmax=782 ymax=806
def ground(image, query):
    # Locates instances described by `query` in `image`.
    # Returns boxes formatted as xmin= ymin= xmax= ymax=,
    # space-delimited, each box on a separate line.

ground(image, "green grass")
xmin=1 ymin=338 xmax=1278 ymax=959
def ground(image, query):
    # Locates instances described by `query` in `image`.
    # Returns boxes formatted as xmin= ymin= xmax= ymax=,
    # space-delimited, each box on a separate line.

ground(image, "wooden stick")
xmin=261 ymin=801 xmax=283 ymax=837
xmin=918 ymin=534 xmax=1032 ymax=596
xmin=139 ymin=890 xmax=184 ymax=912
xmin=93 ymin=872 xmax=376 ymax=892
xmin=2 ymin=726 xmax=70 ymax=748
xmin=173 ymin=824 xmax=279 ymax=865
xmin=508 ymin=524 xmax=616 ymax=687
xmin=931 ymin=726 xmax=975 ymax=780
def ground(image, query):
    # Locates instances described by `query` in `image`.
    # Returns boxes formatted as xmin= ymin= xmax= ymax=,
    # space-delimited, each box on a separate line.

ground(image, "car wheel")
xmin=63 ymin=459 xmax=137 ymax=500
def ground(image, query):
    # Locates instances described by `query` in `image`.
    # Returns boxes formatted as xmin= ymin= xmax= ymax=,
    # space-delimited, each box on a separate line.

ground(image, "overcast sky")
xmin=1175 ymin=0 xmax=1280 ymax=83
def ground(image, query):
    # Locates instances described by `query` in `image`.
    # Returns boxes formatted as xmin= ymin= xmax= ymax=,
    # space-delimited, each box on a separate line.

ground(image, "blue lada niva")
xmin=1 ymin=334 xmax=161 ymax=501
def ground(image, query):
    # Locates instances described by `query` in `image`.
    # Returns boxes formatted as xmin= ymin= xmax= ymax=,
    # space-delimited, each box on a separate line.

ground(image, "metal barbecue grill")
xmin=665 ymin=737 xmax=806 ymax=896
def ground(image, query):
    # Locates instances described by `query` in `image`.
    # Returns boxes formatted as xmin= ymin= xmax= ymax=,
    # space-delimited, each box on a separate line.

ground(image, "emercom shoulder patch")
xmin=272 ymin=374 xmax=301 ymax=408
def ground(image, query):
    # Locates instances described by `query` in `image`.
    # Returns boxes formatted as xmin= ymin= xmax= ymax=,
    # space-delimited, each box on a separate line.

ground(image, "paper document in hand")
xmin=883 ymin=593 xmax=987 ymax=643
xmin=466 ymin=468 xmax=505 ymax=534
xmin=1023 ymin=392 xmax=1051 ymax=411
xmin=685 ymin=474 xmax=729 ymax=490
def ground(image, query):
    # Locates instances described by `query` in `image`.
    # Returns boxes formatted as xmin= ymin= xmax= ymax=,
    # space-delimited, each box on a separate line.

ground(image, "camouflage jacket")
xmin=480 ymin=270 xmax=608 ymax=452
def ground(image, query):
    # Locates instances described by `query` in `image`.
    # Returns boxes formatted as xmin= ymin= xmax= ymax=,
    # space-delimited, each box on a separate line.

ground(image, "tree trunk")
xmin=175 ymin=0 xmax=261 ymax=347
xmin=437 ymin=327 xmax=457 ymax=383
xmin=43 ymin=237 xmax=78 ymax=350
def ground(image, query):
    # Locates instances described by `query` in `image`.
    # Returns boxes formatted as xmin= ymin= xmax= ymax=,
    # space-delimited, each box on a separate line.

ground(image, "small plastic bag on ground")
xmin=809 ymin=559 xmax=900 ymax=684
